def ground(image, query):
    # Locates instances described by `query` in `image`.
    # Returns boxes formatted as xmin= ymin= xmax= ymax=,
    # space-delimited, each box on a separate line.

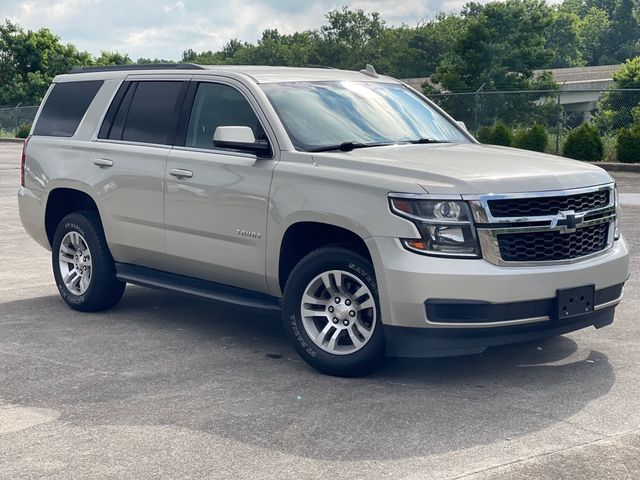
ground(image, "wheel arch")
xmin=275 ymin=220 xmax=373 ymax=294
xmin=44 ymin=187 xmax=102 ymax=247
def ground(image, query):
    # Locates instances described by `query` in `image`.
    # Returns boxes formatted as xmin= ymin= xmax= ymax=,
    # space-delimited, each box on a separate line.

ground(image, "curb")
xmin=592 ymin=162 xmax=640 ymax=173
xmin=0 ymin=138 xmax=25 ymax=144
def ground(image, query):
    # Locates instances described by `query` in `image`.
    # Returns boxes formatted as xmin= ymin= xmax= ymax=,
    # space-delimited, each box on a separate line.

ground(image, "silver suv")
xmin=18 ymin=64 xmax=629 ymax=376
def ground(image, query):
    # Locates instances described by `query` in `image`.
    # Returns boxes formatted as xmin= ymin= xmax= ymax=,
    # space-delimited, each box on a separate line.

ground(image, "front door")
xmin=163 ymin=80 xmax=277 ymax=293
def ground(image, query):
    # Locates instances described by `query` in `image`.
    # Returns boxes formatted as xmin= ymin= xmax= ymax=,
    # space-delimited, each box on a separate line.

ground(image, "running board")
xmin=115 ymin=263 xmax=281 ymax=311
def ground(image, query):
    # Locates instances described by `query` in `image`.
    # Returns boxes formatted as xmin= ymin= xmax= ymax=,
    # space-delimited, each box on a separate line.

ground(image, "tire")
xmin=52 ymin=211 xmax=125 ymax=312
xmin=282 ymin=246 xmax=385 ymax=377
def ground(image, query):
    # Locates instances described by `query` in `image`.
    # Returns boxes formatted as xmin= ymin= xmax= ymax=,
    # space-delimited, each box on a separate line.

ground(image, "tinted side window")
xmin=121 ymin=81 xmax=185 ymax=145
xmin=185 ymin=83 xmax=266 ymax=150
xmin=33 ymin=81 xmax=103 ymax=137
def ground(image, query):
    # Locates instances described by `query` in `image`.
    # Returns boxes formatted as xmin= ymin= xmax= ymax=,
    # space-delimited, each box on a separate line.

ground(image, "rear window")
xmin=100 ymin=81 xmax=185 ymax=145
xmin=33 ymin=81 xmax=103 ymax=137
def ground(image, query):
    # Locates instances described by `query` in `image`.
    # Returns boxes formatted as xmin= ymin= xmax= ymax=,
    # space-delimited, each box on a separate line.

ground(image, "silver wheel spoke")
xmin=301 ymin=306 xmax=326 ymax=319
xmin=315 ymin=322 xmax=333 ymax=344
xmin=326 ymin=328 xmax=341 ymax=351
xmin=333 ymin=271 xmax=343 ymax=293
xmin=71 ymin=271 xmax=83 ymax=288
xmin=60 ymin=243 xmax=75 ymax=256
xmin=347 ymin=326 xmax=365 ymax=348
xmin=60 ymin=251 xmax=75 ymax=262
xmin=302 ymin=293 xmax=326 ymax=307
xmin=353 ymin=285 xmax=368 ymax=299
xmin=80 ymin=275 xmax=90 ymax=292
xmin=358 ymin=296 xmax=375 ymax=310
xmin=319 ymin=272 xmax=335 ymax=295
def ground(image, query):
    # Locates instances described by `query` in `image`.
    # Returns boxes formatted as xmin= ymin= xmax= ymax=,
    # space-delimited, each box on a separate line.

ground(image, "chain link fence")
xmin=0 ymin=105 xmax=39 ymax=137
xmin=428 ymin=89 xmax=640 ymax=158
xmin=2 ymin=89 xmax=640 ymax=157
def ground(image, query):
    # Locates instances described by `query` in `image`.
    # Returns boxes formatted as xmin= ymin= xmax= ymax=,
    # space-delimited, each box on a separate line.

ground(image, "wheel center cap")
xmin=334 ymin=303 xmax=350 ymax=320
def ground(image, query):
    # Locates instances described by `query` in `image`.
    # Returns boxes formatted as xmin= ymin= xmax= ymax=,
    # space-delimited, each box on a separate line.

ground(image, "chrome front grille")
xmin=488 ymin=189 xmax=610 ymax=218
xmin=464 ymin=184 xmax=616 ymax=266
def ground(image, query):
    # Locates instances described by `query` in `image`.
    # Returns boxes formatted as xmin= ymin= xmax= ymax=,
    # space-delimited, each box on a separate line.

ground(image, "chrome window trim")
xmin=171 ymin=144 xmax=259 ymax=160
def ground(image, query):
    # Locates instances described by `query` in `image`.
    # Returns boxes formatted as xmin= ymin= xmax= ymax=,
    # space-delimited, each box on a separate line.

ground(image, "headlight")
xmin=389 ymin=196 xmax=481 ymax=257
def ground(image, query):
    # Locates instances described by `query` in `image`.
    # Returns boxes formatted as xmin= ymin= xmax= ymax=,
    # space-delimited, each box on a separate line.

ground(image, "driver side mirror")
xmin=213 ymin=126 xmax=271 ymax=157
xmin=456 ymin=121 xmax=468 ymax=131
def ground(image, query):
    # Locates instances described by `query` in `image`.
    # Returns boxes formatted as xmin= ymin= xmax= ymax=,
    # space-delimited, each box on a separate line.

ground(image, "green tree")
xmin=575 ymin=7 xmax=611 ymax=65
xmin=600 ymin=0 xmax=640 ymax=63
xmin=597 ymin=56 xmax=640 ymax=131
xmin=0 ymin=21 xmax=134 ymax=106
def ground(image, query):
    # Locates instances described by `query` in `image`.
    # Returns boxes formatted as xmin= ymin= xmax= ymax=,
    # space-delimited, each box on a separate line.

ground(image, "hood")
xmin=311 ymin=143 xmax=613 ymax=194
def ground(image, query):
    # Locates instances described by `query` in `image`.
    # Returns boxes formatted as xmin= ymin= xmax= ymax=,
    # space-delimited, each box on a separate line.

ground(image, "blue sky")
xmin=2 ymin=0 xmax=473 ymax=60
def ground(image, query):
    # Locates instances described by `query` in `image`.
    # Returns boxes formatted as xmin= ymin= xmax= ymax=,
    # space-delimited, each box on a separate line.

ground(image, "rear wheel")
xmin=282 ymin=246 xmax=385 ymax=376
xmin=52 ymin=211 xmax=125 ymax=312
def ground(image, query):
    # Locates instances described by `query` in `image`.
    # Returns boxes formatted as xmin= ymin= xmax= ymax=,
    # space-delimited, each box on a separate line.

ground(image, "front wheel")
xmin=282 ymin=246 xmax=385 ymax=376
xmin=52 ymin=211 xmax=125 ymax=312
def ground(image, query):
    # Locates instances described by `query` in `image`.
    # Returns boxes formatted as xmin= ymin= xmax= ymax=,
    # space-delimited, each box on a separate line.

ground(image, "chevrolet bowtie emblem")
xmin=550 ymin=210 xmax=585 ymax=234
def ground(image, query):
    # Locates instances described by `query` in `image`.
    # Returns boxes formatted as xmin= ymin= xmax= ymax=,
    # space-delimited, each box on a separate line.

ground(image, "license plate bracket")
xmin=556 ymin=285 xmax=595 ymax=320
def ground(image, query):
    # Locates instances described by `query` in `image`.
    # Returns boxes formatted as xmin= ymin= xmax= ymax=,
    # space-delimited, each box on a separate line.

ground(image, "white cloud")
xmin=1 ymin=0 xmax=490 ymax=60
xmin=163 ymin=0 xmax=184 ymax=13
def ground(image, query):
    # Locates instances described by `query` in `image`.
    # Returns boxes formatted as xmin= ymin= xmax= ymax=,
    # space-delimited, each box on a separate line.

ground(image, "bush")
xmin=475 ymin=121 xmax=513 ymax=146
xmin=562 ymin=124 xmax=603 ymax=161
xmin=617 ymin=125 xmax=640 ymax=163
xmin=476 ymin=126 xmax=492 ymax=144
xmin=512 ymin=124 xmax=549 ymax=152
xmin=15 ymin=123 xmax=31 ymax=138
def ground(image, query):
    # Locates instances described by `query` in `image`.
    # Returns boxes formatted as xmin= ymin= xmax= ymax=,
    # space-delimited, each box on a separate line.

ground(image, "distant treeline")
xmin=1 ymin=0 xmax=639 ymax=106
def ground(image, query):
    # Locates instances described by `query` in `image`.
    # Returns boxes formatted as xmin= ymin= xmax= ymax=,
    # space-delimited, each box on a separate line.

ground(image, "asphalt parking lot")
xmin=1 ymin=141 xmax=639 ymax=479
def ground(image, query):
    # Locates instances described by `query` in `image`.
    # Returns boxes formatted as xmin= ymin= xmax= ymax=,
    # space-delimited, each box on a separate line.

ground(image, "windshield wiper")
xmin=307 ymin=141 xmax=394 ymax=153
xmin=407 ymin=138 xmax=452 ymax=144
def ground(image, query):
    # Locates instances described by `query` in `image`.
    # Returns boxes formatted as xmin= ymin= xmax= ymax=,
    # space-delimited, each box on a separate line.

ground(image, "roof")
xmin=57 ymin=64 xmax=399 ymax=84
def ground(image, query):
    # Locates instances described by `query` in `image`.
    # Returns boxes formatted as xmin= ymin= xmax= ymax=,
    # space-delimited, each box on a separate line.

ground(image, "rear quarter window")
xmin=33 ymin=80 xmax=103 ymax=137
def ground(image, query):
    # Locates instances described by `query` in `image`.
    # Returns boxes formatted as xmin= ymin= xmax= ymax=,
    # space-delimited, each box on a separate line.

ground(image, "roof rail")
xmin=69 ymin=63 xmax=206 ymax=74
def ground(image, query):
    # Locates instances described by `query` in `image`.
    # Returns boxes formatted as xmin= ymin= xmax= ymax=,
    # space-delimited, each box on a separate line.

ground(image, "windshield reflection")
xmin=261 ymin=81 xmax=470 ymax=152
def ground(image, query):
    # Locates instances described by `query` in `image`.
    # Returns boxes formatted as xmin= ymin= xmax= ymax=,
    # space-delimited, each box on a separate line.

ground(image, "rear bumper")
xmin=18 ymin=186 xmax=50 ymax=250
xmin=384 ymin=305 xmax=616 ymax=358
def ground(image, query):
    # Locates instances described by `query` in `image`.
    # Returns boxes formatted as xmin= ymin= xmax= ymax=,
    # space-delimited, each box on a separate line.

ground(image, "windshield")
xmin=260 ymin=81 xmax=470 ymax=152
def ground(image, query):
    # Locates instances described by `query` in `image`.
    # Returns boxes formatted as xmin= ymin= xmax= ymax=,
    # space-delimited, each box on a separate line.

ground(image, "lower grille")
xmin=497 ymin=223 xmax=610 ymax=262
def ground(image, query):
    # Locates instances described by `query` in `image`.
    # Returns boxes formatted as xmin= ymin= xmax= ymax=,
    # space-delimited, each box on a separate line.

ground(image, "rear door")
xmin=163 ymin=79 xmax=278 ymax=292
xmin=86 ymin=78 xmax=188 ymax=268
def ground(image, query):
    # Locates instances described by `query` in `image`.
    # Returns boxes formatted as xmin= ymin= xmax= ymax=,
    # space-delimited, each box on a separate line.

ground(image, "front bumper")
xmin=365 ymin=235 xmax=628 ymax=355
xmin=384 ymin=305 xmax=616 ymax=357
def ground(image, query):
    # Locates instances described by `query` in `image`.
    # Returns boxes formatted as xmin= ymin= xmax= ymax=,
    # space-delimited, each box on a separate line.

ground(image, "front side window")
xmin=33 ymin=80 xmax=103 ymax=137
xmin=260 ymin=81 xmax=470 ymax=151
xmin=185 ymin=82 xmax=267 ymax=150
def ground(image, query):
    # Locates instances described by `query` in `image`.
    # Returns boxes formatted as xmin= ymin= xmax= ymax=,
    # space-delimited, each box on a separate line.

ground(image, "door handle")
xmin=169 ymin=168 xmax=193 ymax=179
xmin=93 ymin=158 xmax=113 ymax=168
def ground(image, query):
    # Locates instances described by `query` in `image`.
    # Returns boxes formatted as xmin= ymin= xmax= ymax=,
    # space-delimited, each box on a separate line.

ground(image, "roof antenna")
xmin=360 ymin=64 xmax=378 ymax=78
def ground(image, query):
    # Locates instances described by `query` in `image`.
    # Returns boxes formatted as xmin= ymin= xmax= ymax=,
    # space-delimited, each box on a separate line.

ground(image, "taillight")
xmin=20 ymin=136 xmax=30 ymax=187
